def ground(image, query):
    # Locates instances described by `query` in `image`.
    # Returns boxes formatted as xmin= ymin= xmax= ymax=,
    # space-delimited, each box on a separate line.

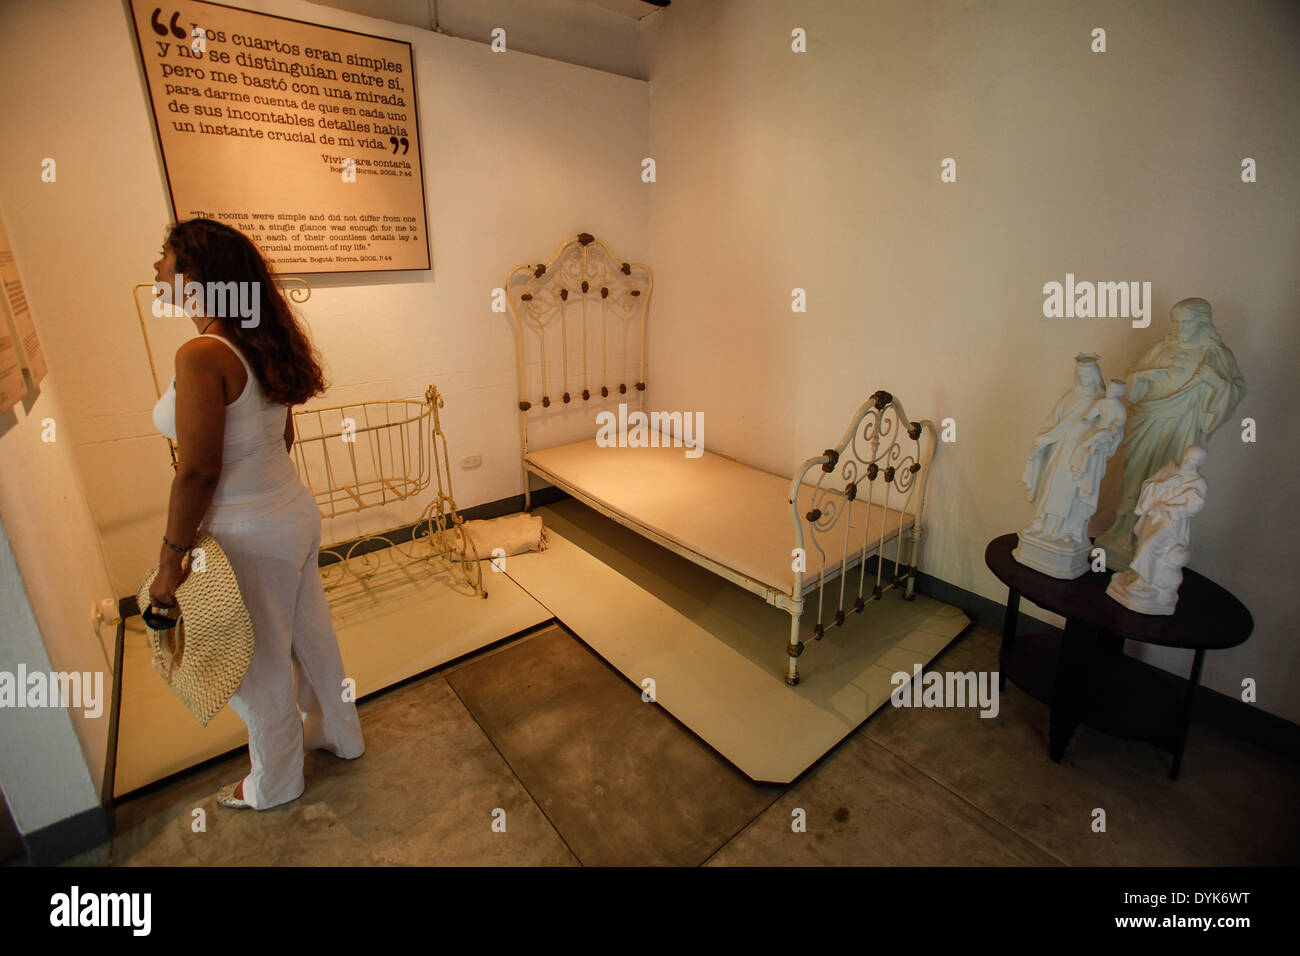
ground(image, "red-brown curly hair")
xmin=165 ymin=218 xmax=328 ymax=405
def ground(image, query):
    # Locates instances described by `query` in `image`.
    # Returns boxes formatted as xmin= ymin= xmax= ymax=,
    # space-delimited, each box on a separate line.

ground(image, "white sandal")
xmin=216 ymin=782 xmax=251 ymax=809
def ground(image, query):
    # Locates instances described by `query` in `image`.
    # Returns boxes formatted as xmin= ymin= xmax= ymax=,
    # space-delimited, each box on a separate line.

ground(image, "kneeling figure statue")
xmin=1106 ymin=446 xmax=1208 ymax=615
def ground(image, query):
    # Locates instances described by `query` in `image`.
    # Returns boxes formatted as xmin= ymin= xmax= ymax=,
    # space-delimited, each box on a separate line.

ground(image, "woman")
xmin=148 ymin=218 xmax=365 ymax=810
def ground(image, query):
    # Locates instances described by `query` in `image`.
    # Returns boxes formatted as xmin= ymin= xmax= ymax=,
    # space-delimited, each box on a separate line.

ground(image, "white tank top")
xmin=152 ymin=333 xmax=302 ymax=509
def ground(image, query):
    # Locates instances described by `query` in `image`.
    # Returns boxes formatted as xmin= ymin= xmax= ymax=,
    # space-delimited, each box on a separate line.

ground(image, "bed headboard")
xmin=504 ymin=233 xmax=652 ymax=456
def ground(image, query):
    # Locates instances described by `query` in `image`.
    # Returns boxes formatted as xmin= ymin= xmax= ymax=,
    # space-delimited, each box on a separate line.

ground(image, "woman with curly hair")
xmin=148 ymin=218 xmax=364 ymax=810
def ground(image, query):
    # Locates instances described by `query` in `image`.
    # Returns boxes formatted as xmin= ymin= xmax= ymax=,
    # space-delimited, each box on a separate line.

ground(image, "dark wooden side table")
xmin=985 ymin=533 xmax=1252 ymax=779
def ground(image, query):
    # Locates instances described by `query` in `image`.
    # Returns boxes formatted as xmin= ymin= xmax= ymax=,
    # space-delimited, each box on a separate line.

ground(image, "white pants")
xmin=204 ymin=483 xmax=365 ymax=809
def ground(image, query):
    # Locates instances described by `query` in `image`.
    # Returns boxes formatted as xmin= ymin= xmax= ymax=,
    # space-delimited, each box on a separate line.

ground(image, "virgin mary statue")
xmin=1014 ymin=354 xmax=1106 ymax=578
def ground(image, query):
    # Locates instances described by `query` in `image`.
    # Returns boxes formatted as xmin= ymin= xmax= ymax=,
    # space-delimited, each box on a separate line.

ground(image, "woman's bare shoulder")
xmin=174 ymin=338 xmax=246 ymax=406
xmin=175 ymin=335 xmax=237 ymax=370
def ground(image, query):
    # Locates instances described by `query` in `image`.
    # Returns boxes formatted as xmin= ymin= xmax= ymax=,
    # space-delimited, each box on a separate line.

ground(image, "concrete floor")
xmin=63 ymin=619 xmax=1299 ymax=866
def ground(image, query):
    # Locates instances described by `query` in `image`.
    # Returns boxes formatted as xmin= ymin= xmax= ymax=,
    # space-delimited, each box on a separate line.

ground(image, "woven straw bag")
xmin=136 ymin=529 xmax=254 ymax=726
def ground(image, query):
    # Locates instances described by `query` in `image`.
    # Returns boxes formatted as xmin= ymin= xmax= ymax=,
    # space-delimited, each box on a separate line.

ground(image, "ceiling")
xmin=581 ymin=0 xmax=666 ymax=19
xmin=305 ymin=0 xmax=662 ymax=78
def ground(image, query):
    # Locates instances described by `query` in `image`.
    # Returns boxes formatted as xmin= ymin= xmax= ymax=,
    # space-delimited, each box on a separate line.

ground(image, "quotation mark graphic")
xmin=150 ymin=8 xmax=188 ymax=39
xmin=388 ymin=136 xmax=409 ymax=155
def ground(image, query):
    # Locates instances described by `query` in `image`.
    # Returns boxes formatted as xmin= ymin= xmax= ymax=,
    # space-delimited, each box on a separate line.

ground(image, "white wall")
xmin=0 ymin=0 xmax=647 ymax=835
xmin=1 ymin=0 xmax=1295 ymax=851
xmin=0 ymin=380 xmax=114 ymax=834
xmin=642 ymin=0 xmax=1300 ymax=721
xmin=0 ymin=0 xmax=649 ymax=601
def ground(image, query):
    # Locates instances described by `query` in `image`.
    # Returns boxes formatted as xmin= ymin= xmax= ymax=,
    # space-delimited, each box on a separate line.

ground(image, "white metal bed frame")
xmin=506 ymin=233 xmax=936 ymax=685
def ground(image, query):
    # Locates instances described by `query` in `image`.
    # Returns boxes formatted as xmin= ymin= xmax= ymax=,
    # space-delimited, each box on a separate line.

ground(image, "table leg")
xmin=1170 ymin=649 xmax=1205 ymax=781
xmin=1048 ymin=618 xmax=1091 ymax=763
xmin=999 ymin=589 xmax=1020 ymax=692
xmin=1095 ymin=630 xmax=1124 ymax=680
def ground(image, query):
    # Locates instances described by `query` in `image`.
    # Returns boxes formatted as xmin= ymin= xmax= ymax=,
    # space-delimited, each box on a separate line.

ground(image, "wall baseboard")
xmin=19 ymin=805 xmax=110 ymax=866
xmin=0 ymin=791 xmax=24 ymax=865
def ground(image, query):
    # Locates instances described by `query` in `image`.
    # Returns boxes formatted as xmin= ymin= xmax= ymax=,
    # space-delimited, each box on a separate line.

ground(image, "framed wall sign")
xmin=129 ymin=0 xmax=430 ymax=273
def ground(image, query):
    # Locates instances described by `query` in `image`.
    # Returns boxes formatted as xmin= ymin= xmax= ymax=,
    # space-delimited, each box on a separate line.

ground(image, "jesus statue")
xmin=1094 ymin=298 xmax=1244 ymax=569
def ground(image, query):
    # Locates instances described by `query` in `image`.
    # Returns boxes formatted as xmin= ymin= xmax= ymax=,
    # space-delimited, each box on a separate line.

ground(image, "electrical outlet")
xmin=462 ymin=453 xmax=482 ymax=469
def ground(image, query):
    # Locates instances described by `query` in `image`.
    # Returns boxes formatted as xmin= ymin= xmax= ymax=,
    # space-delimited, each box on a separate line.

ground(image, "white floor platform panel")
xmin=505 ymin=500 xmax=971 ymax=784
xmin=114 ymin=554 xmax=550 ymax=798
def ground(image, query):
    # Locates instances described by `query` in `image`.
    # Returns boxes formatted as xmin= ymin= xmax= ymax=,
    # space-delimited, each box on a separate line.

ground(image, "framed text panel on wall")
xmin=128 ymin=0 xmax=430 ymax=274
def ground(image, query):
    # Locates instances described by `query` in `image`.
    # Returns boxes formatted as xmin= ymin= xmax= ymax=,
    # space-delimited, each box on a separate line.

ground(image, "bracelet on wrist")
xmin=162 ymin=535 xmax=191 ymax=555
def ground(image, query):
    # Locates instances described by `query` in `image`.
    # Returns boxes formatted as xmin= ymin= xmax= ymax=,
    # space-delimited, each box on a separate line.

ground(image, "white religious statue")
xmin=1106 ymin=446 xmax=1208 ymax=615
xmin=1095 ymin=298 xmax=1244 ymax=569
xmin=1014 ymin=355 xmax=1122 ymax=579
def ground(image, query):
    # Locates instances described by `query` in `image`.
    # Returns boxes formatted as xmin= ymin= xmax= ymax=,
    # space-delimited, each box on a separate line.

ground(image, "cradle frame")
xmin=291 ymin=385 xmax=485 ymax=600
xmin=133 ymin=281 xmax=485 ymax=601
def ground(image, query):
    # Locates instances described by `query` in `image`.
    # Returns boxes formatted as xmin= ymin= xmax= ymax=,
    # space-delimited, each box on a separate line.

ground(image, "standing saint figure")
xmin=1014 ymin=354 xmax=1109 ymax=579
xmin=1096 ymin=298 xmax=1245 ymax=569
xmin=1106 ymin=446 xmax=1208 ymax=615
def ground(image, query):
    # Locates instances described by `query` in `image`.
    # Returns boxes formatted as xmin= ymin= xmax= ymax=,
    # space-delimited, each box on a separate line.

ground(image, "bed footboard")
xmin=784 ymin=390 xmax=936 ymax=685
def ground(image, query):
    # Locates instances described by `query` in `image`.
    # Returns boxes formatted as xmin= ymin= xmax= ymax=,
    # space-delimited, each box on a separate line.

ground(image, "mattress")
xmin=525 ymin=439 xmax=915 ymax=600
